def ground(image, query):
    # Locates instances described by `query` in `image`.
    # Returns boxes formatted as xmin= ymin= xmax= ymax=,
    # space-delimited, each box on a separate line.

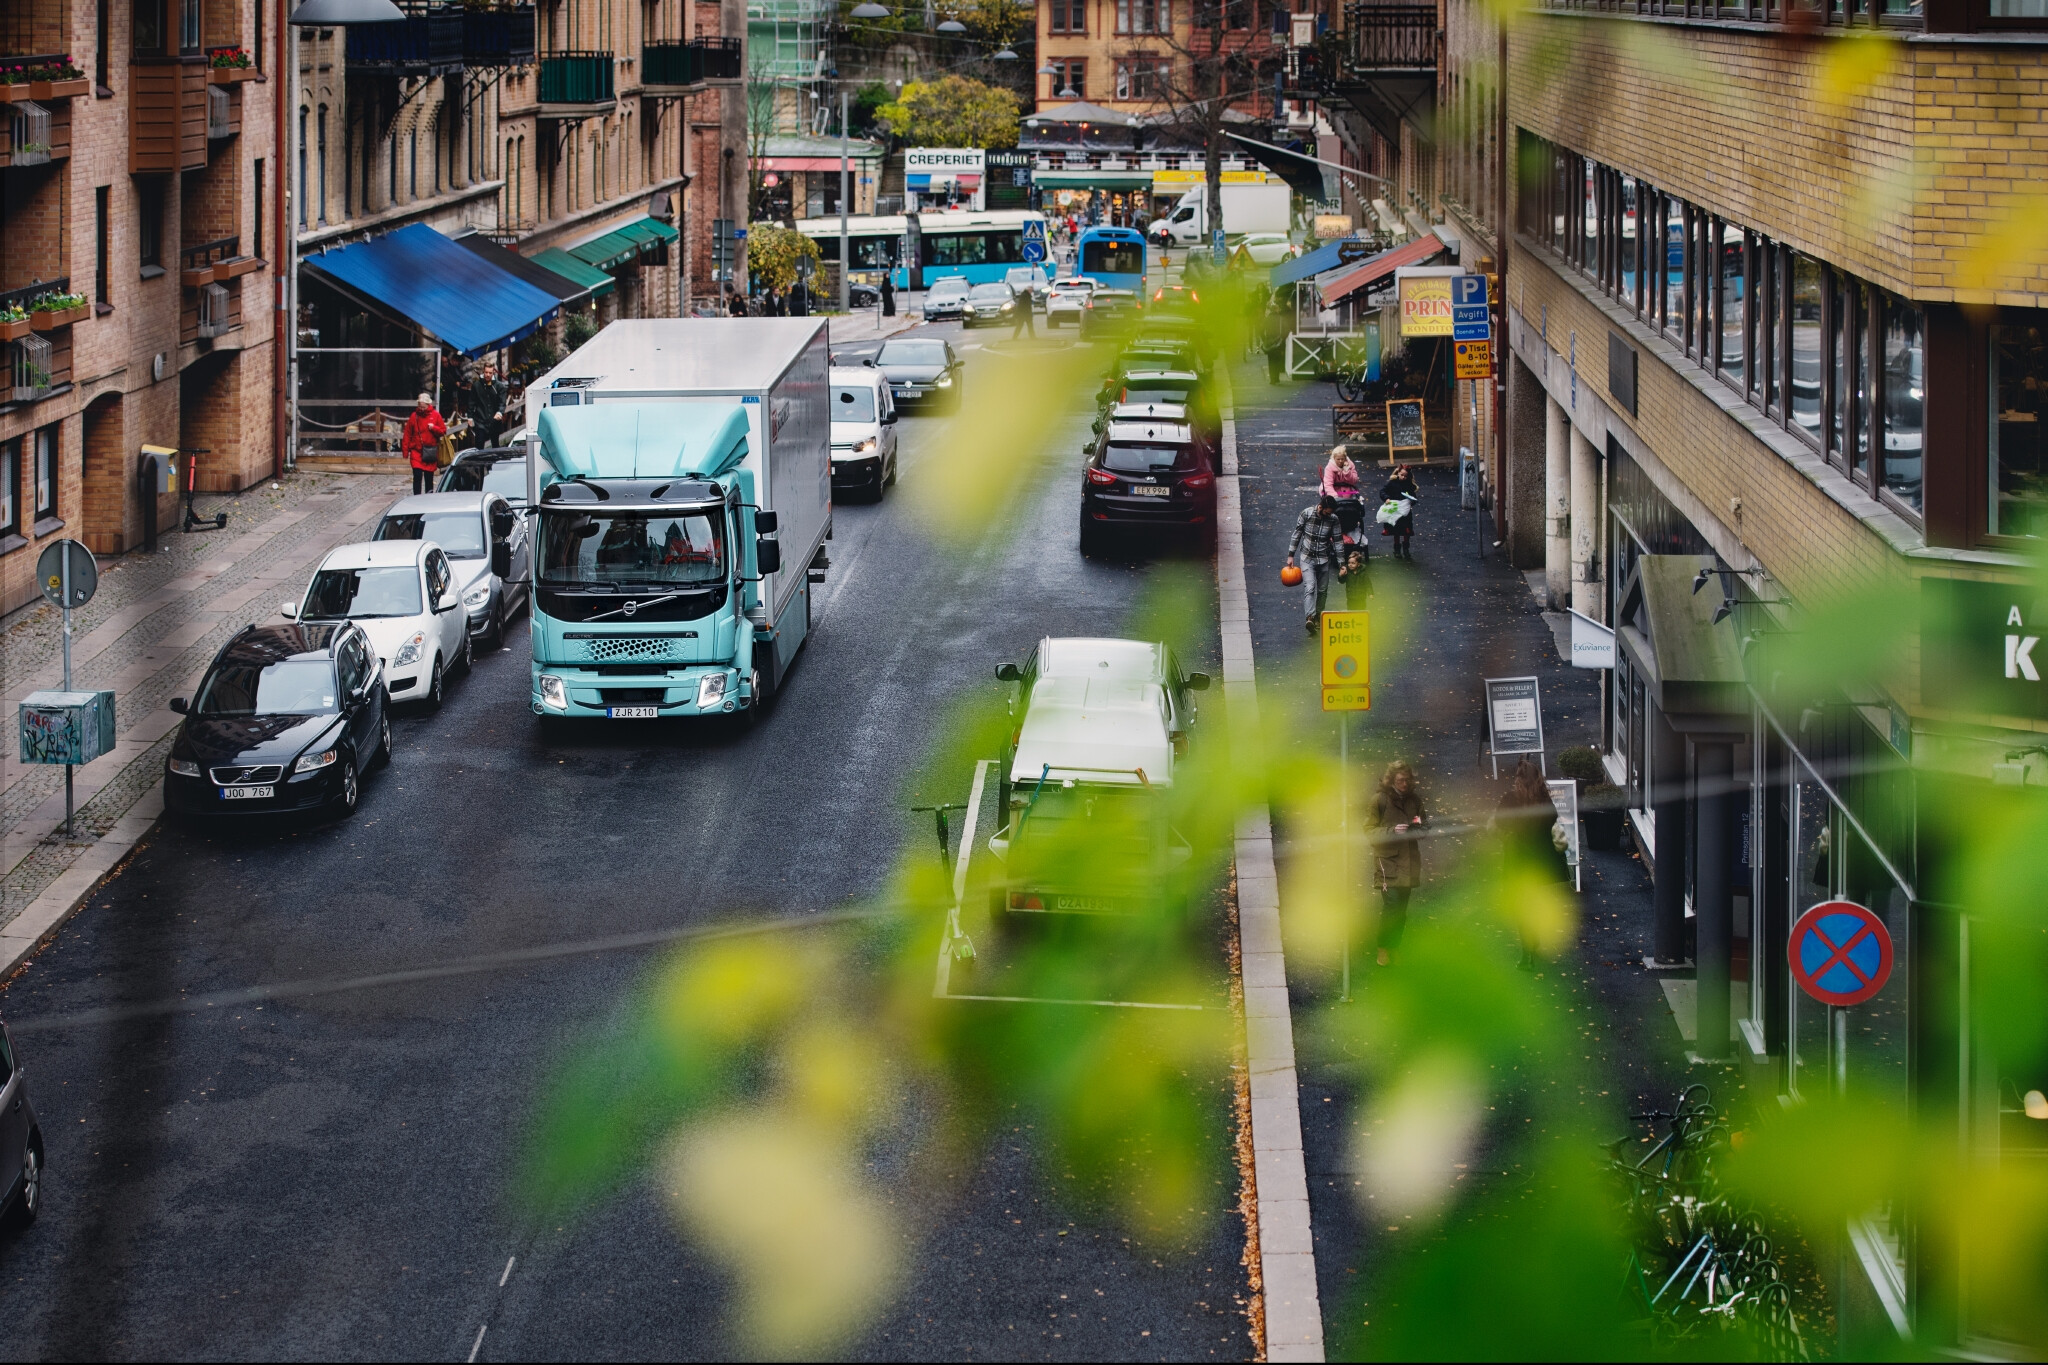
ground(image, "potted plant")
xmin=1557 ymin=746 xmax=1628 ymax=852
xmin=3 ymin=55 xmax=89 ymax=100
xmin=28 ymin=288 xmax=90 ymax=330
xmin=0 ymin=301 xmax=28 ymax=341
xmin=207 ymin=47 xmax=258 ymax=82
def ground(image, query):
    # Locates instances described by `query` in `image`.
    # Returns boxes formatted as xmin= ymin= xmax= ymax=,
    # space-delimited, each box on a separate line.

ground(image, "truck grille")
xmin=577 ymin=636 xmax=684 ymax=663
xmin=600 ymin=688 xmax=666 ymax=705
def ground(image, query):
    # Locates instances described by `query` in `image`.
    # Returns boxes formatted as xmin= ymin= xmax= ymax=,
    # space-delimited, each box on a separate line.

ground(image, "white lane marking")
xmin=468 ymin=1324 xmax=487 ymax=1363
xmin=499 ymin=1256 xmax=516 ymax=1288
xmin=934 ymin=759 xmax=994 ymax=999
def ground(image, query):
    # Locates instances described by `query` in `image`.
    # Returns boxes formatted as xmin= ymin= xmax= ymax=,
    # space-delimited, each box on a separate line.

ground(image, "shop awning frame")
xmin=567 ymin=217 xmax=680 ymax=272
xmin=302 ymin=222 xmax=562 ymax=358
xmin=530 ymin=248 xmax=616 ymax=298
xmin=450 ymin=229 xmax=594 ymax=308
xmin=1317 ymin=232 xmax=1446 ymax=308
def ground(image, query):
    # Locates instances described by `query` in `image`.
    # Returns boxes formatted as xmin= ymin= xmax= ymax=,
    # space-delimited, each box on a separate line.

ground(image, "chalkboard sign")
xmin=1386 ymin=399 xmax=1426 ymax=454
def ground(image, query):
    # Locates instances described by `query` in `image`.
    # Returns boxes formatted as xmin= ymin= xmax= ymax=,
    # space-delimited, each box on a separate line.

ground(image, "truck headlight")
xmin=294 ymin=747 xmax=339 ymax=774
xmin=394 ymin=630 xmax=426 ymax=667
xmin=697 ymin=672 xmax=729 ymax=709
xmin=463 ymin=583 xmax=491 ymax=609
xmin=169 ymin=757 xmax=200 ymax=778
xmin=539 ymin=674 xmax=568 ymax=711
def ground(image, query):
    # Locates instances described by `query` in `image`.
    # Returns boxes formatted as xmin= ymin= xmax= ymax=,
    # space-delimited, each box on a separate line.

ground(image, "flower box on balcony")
xmin=207 ymin=66 xmax=259 ymax=85
xmin=30 ymin=302 xmax=88 ymax=330
xmin=216 ymin=256 xmax=264 ymax=281
xmin=0 ymin=317 xmax=29 ymax=342
xmin=1 ymin=78 xmax=89 ymax=101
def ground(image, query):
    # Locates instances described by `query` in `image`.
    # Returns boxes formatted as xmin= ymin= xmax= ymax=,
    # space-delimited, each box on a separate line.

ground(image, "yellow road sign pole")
xmin=1320 ymin=610 xmax=1370 ymax=998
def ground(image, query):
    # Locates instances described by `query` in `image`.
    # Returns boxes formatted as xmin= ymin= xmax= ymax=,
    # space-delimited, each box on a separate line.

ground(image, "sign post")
xmin=1321 ymin=611 xmax=1370 ymax=999
xmin=1020 ymin=216 xmax=1047 ymax=265
xmin=1482 ymin=675 xmax=1545 ymax=778
xmin=33 ymin=539 xmax=101 ymax=838
xmin=1788 ymin=899 xmax=1894 ymax=1097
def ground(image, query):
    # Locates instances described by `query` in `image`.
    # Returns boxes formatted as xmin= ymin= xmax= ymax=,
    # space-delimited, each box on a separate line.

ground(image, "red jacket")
xmin=401 ymin=406 xmax=447 ymax=471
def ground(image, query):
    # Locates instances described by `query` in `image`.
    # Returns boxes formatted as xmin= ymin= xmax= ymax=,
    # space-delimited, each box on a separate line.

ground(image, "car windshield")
xmin=377 ymin=510 xmax=487 ymax=558
xmin=442 ymin=458 xmax=528 ymax=501
xmin=880 ymin=340 xmax=947 ymax=366
xmin=1006 ymin=269 xmax=1038 ymax=286
xmin=833 ymin=385 xmax=878 ymax=422
xmin=1104 ymin=443 xmax=1195 ymax=474
xmin=196 ymin=659 xmax=339 ymax=716
xmin=969 ymin=284 xmax=1012 ymax=302
xmin=302 ymin=565 xmax=423 ymax=620
xmin=539 ymin=509 xmax=726 ymax=587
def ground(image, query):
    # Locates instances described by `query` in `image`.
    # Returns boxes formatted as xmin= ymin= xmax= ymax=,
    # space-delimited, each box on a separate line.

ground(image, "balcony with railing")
xmin=1342 ymin=2 xmax=1436 ymax=68
xmin=180 ymin=235 xmax=263 ymax=287
xmin=643 ymin=37 xmax=744 ymax=93
xmin=688 ymin=36 xmax=743 ymax=80
xmin=462 ymin=4 xmax=535 ymax=65
xmin=1 ymin=280 xmax=74 ymax=408
xmin=538 ymin=52 xmax=615 ymax=111
xmin=1328 ymin=3 xmax=1436 ymax=143
xmin=0 ymin=54 xmax=92 ymax=102
xmin=0 ymin=94 xmax=71 ymax=167
xmin=180 ymin=242 xmax=249 ymax=345
xmin=345 ymin=8 xmax=465 ymax=75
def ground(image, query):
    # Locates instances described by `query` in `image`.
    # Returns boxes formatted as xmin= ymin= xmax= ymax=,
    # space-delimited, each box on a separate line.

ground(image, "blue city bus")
xmin=800 ymin=211 xmax=1049 ymax=291
xmin=1074 ymin=225 xmax=1147 ymax=292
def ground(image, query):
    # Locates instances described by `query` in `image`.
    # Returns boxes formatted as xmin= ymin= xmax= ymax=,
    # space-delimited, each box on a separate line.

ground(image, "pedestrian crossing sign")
xmin=1320 ymin=611 xmax=1371 ymax=710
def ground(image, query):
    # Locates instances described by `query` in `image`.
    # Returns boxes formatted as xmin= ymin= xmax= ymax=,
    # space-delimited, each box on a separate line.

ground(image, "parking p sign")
xmin=1452 ymin=274 xmax=1488 ymax=308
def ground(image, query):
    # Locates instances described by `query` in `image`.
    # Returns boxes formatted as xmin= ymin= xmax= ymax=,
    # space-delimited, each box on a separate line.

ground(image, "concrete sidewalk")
xmin=0 ymin=469 xmax=408 ymax=975
xmin=822 ymin=307 xmax=922 ymax=347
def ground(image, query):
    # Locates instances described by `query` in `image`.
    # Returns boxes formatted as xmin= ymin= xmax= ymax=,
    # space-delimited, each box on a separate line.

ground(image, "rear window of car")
xmin=378 ymin=510 xmax=487 ymax=558
xmin=1103 ymin=443 xmax=1197 ymax=474
xmin=833 ymin=385 xmax=878 ymax=422
xmin=969 ymin=284 xmax=1012 ymax=301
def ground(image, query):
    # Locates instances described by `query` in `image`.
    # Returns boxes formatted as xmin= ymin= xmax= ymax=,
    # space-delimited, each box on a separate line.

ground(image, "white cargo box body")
xmin=533 ymin=318 xmax=832 ymax=626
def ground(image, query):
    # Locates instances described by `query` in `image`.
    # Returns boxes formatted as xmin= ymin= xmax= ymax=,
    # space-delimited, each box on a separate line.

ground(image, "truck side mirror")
xmin=755 ymin=534 xmax=782 ymax=576
xmin=754 ymin=509 xmax=779 ymax=534
xmin=1186 ymin=672 xmax=1211 ymax=691
xmin=994 ymin=663 xmax=1021 ymax=682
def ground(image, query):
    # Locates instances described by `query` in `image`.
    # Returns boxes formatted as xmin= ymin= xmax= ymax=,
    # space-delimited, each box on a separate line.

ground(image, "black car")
xmin=164 ymin=623 xmax=392 ymax=819
xmin=1079 ymin=288 xmax=1144 ymax=341
xmin=960 ymin=282 xmax=1021 ymax=329
xmin=871 ymin=337 xmax=964 ymax=412
xmin=438 ymin=446 xmax=531 ymax=506
xmin=0 ymin=1019 xmax=41 ymax=1233
xmin=1080 ymin=417 xmax=1218 ymax=555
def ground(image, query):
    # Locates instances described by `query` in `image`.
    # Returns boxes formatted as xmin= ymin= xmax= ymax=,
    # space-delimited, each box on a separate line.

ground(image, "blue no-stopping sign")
xmin=1788 ymin=900 xmax=1893 ymax=1007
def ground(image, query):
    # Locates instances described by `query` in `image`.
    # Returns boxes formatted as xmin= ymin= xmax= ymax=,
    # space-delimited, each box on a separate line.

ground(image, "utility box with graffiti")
xmin=19 ymin=691 xmax=117 ymax=766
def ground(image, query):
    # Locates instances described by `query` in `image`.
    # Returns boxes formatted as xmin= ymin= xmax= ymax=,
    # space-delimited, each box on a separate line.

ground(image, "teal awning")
xmin=568 ymin=217 xmax=681 ymax=271
xmin=1034 ymin=168 xmax=1154 ymax=190
xmin=531 ymin=248 xmax=616 ymax=298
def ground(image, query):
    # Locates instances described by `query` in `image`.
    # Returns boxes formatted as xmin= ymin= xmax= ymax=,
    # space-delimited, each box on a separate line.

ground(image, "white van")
xmin=828 ymin=364 xmax=899 ymax=501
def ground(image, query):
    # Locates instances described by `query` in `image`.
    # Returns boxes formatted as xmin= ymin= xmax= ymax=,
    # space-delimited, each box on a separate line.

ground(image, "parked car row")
xmin=1079 ymin=317 xmax=1223 ymax=557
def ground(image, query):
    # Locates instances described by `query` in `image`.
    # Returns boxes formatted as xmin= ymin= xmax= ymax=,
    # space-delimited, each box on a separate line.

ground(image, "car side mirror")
xmin=169 ymin=696 xmax=189 ymax=714
xmin=994 ymin=663 xmax=1021 ymax=682
xmin=1186 ymin=672 xmax=1211 ymax=691
xmin=492 ymin=543 xmax=512 ymax=580
xmin=280 ymin=601 xmax=298 ymax=618
xmin=755 ymin=534 xmax=782 ymax=576
xmin=754 ymin=509 xmax=779 ymax=534
xmin=863 ymin=357 xmax=876 ymax=367
xmin=1091 ymin=418 xmax=1102 ymax=433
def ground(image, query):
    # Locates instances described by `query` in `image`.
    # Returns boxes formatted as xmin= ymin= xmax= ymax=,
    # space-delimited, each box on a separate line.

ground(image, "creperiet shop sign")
xmin=1921 ymin=577 xmax=2048 ymax=720
xmin=905 ymin=147 xmax=986 ymax=182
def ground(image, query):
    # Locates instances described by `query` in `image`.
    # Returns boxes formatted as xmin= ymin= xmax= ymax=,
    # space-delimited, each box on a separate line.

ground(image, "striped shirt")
xmin=1290 ymin=507 xmax=1344 ymax=564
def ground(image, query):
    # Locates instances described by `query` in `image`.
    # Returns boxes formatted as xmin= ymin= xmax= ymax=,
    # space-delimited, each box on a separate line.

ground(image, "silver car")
xmin=1 ymin=1019 xmax=42 ymax=1231
xmin=372 ymin=491 xmax=531 ymax=648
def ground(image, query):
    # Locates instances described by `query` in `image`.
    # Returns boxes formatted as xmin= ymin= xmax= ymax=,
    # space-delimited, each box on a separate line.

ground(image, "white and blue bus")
xmin=799 ymin=210 xmax=1050 ymax=291
xmin=1074 ymin=225 xmax=1147 ymax=292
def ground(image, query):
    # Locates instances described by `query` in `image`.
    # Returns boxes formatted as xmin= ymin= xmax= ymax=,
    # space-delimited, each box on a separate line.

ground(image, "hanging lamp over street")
xmin=850 ymin=1 xmax=890 ymax=16
xmin=286 ymin=0 xmax=404 ymax=23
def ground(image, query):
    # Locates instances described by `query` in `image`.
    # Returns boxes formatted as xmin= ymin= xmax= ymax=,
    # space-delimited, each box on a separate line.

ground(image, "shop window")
xmin=33 ymin=427 xmax=56 ymax=523
xmin=1880 ymin=294 xmax=1923 ymax=513
xmin=1789 ymin=253 xmax=1823 ymax=444
xmin=1755 ymin=240 xmax=1780 ymax=412
xmin=1550 ymin=147 xmax=1569 ymax=254
xmin=1717 ymin=221 xmax=1745 ymax=387
xmin=0 ymin=438 xmax=18 ymax=540
xmin=1988 ymin=322 xmax=2048 ymax=539
xmin=1831 ymin=272 xmax=1865 ymax=474
xmin=1577 ymin=157 xmax=1596 ymax=276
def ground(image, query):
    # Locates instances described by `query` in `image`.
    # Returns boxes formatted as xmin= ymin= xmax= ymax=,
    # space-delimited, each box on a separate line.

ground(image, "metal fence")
xmin=293 ymin=347 xmax=442 ymax=463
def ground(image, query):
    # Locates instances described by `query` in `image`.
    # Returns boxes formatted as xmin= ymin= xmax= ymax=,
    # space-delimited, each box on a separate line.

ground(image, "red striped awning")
xmin=1317 ymin=232 xmax=1445 ymax=307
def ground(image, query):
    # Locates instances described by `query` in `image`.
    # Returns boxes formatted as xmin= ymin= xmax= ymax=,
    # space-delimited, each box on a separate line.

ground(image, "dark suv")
xmin=164 ymin=623 xmax=392 ymax=819
xmin=1079 ymin=417 xmax=1218 ymax=556
xmin=1 ymin=1019 xmax=42 ymax=1232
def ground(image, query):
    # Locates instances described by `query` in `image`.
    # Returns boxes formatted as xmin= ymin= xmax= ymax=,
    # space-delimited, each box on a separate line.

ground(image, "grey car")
xmin=374 ymin=491 xmax=532 ymax=649
xmin=1 ymin=1019 xmax=42 ymax=1231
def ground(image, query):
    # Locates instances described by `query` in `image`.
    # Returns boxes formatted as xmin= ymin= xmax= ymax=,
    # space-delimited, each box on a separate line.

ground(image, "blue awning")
xmin=304 ymin=223 xmax=562 ymax=358
xmin=1270 ymin=234 xmax=1371 ymax=287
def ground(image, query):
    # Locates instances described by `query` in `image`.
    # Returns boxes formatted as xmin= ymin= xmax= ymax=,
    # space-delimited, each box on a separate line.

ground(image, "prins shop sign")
xmin=1921 ymin=577 xmax=2048 ymax=721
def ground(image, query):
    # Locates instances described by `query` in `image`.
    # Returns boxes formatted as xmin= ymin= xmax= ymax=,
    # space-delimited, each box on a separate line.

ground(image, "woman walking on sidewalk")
xmin=401 ymin=392 xmax=447 ymax=496
xmin=1378 ymin=464 xmax=1419 ymax=559
xmin=1366 ymin=760 xmax=1427 ymax=965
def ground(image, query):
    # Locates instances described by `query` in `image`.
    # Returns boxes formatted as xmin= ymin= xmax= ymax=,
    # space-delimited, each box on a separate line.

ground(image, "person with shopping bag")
xmin=1365 ymin=759 xmax=1428 ymax=965
xmin=401 ymin=392 xmax=448 ymax=496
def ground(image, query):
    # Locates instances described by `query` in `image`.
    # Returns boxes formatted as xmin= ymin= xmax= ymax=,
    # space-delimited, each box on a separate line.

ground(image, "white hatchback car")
xmin=1237 ymin=233 xmax=1297 ymax=267
xmin=828 ymin=364 xmax=900 ymax=501
xmin=285 ymin=539 xmax=471 ymax=708
xmin=1044 ymin=276 xmax=1099 ymax=327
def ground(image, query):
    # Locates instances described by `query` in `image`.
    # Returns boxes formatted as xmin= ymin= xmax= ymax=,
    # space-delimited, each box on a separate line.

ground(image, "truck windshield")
xmin=539 ymin=508 xmax=726 ymax=587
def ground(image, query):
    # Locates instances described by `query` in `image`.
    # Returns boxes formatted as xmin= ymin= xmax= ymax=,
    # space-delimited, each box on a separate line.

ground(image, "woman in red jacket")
xmin=401 ymin=392 xmax=447 ymax=495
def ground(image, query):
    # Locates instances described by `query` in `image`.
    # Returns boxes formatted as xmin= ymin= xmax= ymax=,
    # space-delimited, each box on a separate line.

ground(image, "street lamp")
xmin=936 ymin=17 xmax=967 ymax=32
xmin=284 ymin=0 xmax=403 ymax=474
xmin=992 ymin=47 xmax=1018 ymax=59
xmin=850 ymin=1 xmax=890 ymax=15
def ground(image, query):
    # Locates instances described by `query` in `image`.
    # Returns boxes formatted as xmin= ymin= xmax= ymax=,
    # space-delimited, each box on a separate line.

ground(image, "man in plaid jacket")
xmin=1287 ymin=495 xmax=1345 ymax=633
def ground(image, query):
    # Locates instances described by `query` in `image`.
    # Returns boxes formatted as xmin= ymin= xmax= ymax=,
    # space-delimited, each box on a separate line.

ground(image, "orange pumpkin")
xmin=1279 ymin=564 xmax=1304 ymax=586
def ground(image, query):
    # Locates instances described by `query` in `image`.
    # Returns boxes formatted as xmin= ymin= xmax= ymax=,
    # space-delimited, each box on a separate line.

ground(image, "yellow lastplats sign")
xmin=1399 ymin=276 xmax=1453 ymax=337
xmin=1320 ymin=610 xmax=1371 ymax=711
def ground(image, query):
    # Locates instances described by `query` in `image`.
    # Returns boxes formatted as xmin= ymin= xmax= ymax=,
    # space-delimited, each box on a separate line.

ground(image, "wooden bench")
xmin=1332 ymin=403 xmax=1386 ymax=448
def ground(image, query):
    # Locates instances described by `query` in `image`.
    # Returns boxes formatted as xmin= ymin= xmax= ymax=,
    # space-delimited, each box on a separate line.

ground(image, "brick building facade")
xmin=2 ymin=0 xmax=278 ymax=615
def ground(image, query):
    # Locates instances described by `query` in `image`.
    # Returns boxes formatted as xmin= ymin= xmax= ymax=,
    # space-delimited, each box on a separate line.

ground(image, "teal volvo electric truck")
xmin=524 ymin=318 xmax=832 ymax=720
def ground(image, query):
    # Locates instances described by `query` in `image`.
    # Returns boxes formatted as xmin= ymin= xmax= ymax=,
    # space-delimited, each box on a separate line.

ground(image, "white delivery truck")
xmin=525 ymin=318 xmax=833 ymax=717
xmin=1153 ymin=182 xmax=1293 ymax=245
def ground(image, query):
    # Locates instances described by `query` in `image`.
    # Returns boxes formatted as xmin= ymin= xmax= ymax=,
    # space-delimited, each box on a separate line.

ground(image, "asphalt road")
xmin=0 ymin=320 xmax=1250 ymax=1361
